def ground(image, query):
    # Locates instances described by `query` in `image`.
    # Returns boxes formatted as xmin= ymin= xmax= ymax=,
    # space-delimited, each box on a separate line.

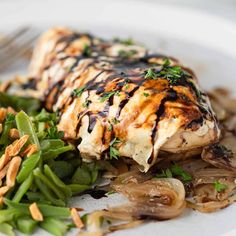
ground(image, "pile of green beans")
xmin=0 ymin=108 xmax=101 ymax=236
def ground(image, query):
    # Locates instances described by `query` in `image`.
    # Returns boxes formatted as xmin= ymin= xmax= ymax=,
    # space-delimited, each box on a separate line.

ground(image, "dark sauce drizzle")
xmin=148 ymin=89 xmax=178 ymax=164
xmin=31 ymin=31 xmax=215 ymax=159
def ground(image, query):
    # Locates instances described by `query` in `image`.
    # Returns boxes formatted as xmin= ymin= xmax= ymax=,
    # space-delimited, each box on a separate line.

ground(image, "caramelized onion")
xmin=187 ymin=199 xmax=233 ymax=213
xmin=109 ymin=220 xmax=144 ymax=232
xmin=110 ymin=177 xmax=186 ymax=220
xmin=202 ymin=140 xmax=236 ymax=172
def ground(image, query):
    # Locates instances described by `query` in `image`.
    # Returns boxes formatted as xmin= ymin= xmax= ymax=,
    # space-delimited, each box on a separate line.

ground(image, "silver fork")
xmin=0 ymin=27 xmax=39 ymax=72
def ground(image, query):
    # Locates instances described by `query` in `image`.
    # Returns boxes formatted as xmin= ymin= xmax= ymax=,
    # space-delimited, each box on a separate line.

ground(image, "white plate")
xmin=1 ymin=0 xmax=236 ymax=235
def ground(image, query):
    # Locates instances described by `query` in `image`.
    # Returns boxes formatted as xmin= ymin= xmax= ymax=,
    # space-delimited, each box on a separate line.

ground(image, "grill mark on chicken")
xmin=116 ymin=86 xmax=140 ymax=118
xmin=144 ymin=89 xmax=179 ymax=165
xmin=56 ymin=32 xmax=94 ymax=53
xmin=88 ymin=114 xmax=97 ymax=133
xmin=186 ymin=117 xmax=204 ymax=130
xmin=151 ymin=89 xmax=178 ymax=146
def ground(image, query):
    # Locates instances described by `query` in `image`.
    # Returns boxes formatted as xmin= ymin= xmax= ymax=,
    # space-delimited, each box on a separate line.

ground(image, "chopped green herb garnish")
xmin=109 ymin=146 xmax=119 ymax=160
xmin=108 ymin=123 xmax=113 ymax=131
xmin=72 ymin=86 xmax=86 ymax=97
xmin=214 ymin=181 xmax=227 ymax=192
xmin=82 ymin=99 xmax=90 ymax=108
xmin=170 ymin=164 xmax=192 ymax=182
xmin=47 ymin=126 xmax=64 ymax=139
xmin=100 ymin=91 xmax=119 ymax=102
xmin=5 ymin=113 xmax=15 ymax=123
xmin=113 ymin=37 xmax=134 ymax=45
xmin=156 ymin=169 xmax=172 ymax=178
xmin=143 ymin=92 xmax=150 ymax=97
xmin=106 ymin=190 xmax=116 ymax=196
xmin=144 ymin=68 xmax=157 ymax=80
xmin=156 ymin=164 xmax=192 ymax=183
xmin=125 ymin=84 xmax=130 ymax=90
xmin=82 ymin=44 xmax=92 ymax=56
xmin=144 ymin=59 xmax=191 ymax=85
xmin=111 ymin=117 xmax=120 ymax=125
xmin=118 ymin=49 xmax=137 ymax=58
xmin=163 ymin=58 xmax=171 ymax=67
xmin=109 ymin=138 xmax=122 ymax=160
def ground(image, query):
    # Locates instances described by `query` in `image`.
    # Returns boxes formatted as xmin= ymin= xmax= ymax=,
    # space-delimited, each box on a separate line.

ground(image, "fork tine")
xmin=0 ymin=31 xmax=39 ymax=72
xmin=0 ymin=27 xmax=33 ymax=55
xmin=0 ymin=27 xmax=30 ymax=49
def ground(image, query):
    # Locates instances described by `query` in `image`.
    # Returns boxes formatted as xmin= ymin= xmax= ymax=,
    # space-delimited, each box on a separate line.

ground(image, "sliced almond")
xmin=21 ymin=144 xmax=38 ymax=157
xmin=71 ymin=208 xmax=84 ymax=229
xmin=0 ymin=124 xmax=2 ymax=134
xmin=6 ymin=156 xmax=22 ymax=187
xmin=0 ymin=108 xmax=7 ymax=123
xmin=0 ymin=186 xmax=10 ymax=196
xmin=0 ymin=162 xmax=10 ymax=180
xmin=0 ymin=150 xmax=11 ymax=170
xmin=0 ymin=196 xmax=3 ymax=206
xmin=9 ymin=128 xmax=20 ymax=140
xmin=9 ymin=135 xmax=29 ymax=156
xmin=29 ymin=203 xmax=44 ymax=221
xmin=6 ymin=107 xmax=16 ymax=114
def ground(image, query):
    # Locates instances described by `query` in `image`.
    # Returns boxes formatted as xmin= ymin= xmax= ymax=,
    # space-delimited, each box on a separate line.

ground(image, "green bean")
xmin=87 ymin=163 xmax=100 ymax=180
xmin=4 ymin=186 xmax=15 ymax=200
xmin=15 ymin=111 xmax=40 ymax=148
xmin=44 ymin=165 xmax=72 ymax=198
xmin=26 ymin=191 xmax=47 ymax=202
xmin=34 ymin=177 xmax=65 ymax=206
xmin=0 ymin=114 xmax=15 ymax=145
xmin=16 ymin=152 xmax=41 ymax=183
xmin=38 ymin=205 xmax=70 ymax=218
xmin=33 ymin=168 xmax=66 ymax=200
xmin=41 ymin=139 xmax=64 ymax=151
xmin=71 ymin=165 xmax=92 ymax=185
xmin=0 ymin=92 xmax=40 ymax=114
xmin=13 ymin=174 xmax=33 ymax=203
xmin=4 ymin=199 xmax=70 ymax=218
xmin=0 ymin=209 xmax=26 ymax=223
xmin=0 ymin=222 xmax=15 ymax=236
xmin=16 ymin=216 xmax=37 ymax=234
xmin=91 ymin=169 xmax=99 ymax=183
xmin=34 ymin=109 xmax=57 ymax=123
xmin=40 ymin=217 xmax=68 ymax=236
xmin=42 ymin=145 xmax=74 ymax=161
xmin=68 ymin=184 xmax=90 ymax=195
xmin=48 ymin=160 xmax=74 ymax=179
xmin=38 ymin=122 xmax=45 ymax=133
xmin=3 ymin=198 xmax=30 ymax=213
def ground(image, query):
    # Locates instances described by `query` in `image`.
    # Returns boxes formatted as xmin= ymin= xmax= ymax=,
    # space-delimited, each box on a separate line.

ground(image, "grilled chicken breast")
xmin=25 ymin=28 xmax=220 ymax=171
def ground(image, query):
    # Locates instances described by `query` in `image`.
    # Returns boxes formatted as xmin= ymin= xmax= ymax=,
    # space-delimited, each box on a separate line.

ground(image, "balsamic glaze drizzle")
xmin=31 ymin=30 xmax=214 ymax=162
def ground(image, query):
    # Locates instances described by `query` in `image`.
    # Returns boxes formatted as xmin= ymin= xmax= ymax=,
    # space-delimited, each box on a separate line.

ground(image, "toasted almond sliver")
xmin=0 ymin=186 xmax=10 ymax=197
xmin=71 ymin=208 xmax=84 ymax=229
xmin=0 ymin=196 xmax=3 ymax=206
xmin=0 ymin=162 xmax=10 ymax=181
xmin=0 ymin=108 xmax=7 ymax=123
xmin=6 ymin=156 xmax=22 ymax=187
xmin=9 ymin=135 xmax=29 ymax=156
xmin=7 ymin=107 xmax=16 ymax=114
xmin=0 ymin=150 xmax=11 ymax=171
xmin=29 ymin=203 xmax=44 ymax=221
xmin=21 ymin=144 xmax=38 ymax=158
xmin=9 ymin=128 xmax=20 ymax=140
